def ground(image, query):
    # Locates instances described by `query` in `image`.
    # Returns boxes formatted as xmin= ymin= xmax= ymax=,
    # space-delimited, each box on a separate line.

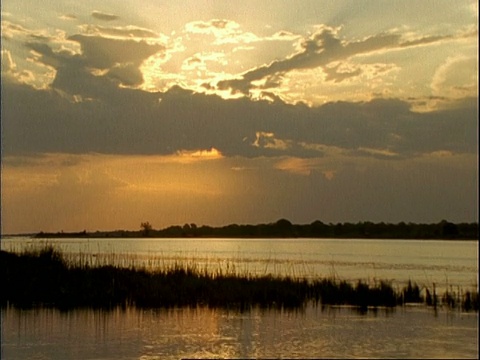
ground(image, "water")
xmin=1 ymin=237 xmax=478 ymax=358
xmin=2 ymin=305 xmax=478 ymax=359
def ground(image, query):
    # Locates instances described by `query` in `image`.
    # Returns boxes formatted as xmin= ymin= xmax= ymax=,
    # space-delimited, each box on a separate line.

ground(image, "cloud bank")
xmin=2 ymin=81 xmax=477 ymax=159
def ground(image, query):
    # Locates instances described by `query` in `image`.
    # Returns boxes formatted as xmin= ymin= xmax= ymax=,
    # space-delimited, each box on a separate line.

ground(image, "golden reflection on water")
xmin=2 ymin=305 xmax=478 ymax=359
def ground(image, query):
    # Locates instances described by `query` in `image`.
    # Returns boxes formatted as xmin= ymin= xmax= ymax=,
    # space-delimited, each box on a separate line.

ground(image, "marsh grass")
xmin=1 ymin=246 xmax=478 ymax=312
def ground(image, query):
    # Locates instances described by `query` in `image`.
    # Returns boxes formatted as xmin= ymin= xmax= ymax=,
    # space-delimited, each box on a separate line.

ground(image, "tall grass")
xmin=1 ymin=247 xmax=477 ymax=312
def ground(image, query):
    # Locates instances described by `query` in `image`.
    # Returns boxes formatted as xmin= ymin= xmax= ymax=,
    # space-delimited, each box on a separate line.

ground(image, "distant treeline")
xmin=35 ymin=219 xmax=478 ymax=240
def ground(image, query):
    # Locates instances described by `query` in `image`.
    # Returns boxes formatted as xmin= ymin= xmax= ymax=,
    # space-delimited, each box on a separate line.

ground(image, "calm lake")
xmin=1 ymin=237 xmax=478 ymax=359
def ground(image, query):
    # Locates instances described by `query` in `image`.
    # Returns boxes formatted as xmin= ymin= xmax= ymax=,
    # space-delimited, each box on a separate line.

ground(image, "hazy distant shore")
xmin=4 ymin=219 xmax=478 ymax=240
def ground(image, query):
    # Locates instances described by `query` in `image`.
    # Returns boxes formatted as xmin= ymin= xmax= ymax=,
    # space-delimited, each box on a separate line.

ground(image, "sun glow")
xmin=1 ymin=1 xmax=477 ymax=234
xmin=176 ymin=147 xmax=224 ymax=162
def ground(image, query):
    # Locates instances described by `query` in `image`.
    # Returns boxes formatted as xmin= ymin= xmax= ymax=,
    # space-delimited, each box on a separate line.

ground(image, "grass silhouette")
xmin=1 ymin=246 xmax=477 ymax=312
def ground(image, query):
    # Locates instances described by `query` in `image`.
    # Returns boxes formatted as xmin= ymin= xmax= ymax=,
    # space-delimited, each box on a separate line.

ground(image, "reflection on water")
xmin=2 ymin=238 xmax=478 ymax=358
xmin=2 ymin=305 xmax=478 ymax=359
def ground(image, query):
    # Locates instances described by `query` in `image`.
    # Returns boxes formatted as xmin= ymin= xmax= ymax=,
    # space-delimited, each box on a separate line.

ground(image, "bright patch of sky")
xmin=2 ymin=0 xmax=477 ymax=109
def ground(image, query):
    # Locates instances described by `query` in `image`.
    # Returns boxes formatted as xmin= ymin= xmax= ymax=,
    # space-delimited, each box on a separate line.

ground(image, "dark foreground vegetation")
xmin=34 ymin=219 xmax=478 ymax=240
xmin=1 ymin=247 xmax=478 ymax=312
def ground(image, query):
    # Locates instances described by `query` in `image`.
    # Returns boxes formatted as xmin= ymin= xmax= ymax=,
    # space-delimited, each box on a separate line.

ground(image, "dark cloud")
xmin=27 ymin=34 xmax=164 ymax=88
xmin=2 ymin=26 xmax=476 ymax=160
xmin=91 ymin=10 xmax=119 ymax=21
xmin=69 ymin=34 xmax=163 ymax=69
xmin=2 ymin=78 xmax=477 ymax=159
xmin=188 ymin=19 xmax=235 ymax=31
xmin=210 ymin=19 xmax=230 ymax=29
xmin=399 ymin=35 xmax=449 ymax=48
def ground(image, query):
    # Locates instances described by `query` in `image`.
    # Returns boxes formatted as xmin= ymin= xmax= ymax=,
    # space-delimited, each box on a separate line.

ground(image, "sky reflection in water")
xmin=2 ymin=305 xmax=478 ymax=359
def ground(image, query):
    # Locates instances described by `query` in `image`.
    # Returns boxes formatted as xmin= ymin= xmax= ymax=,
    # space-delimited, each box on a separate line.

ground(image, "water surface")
xmin=2 ymin=305 xmax=478 ymax=359
xmin=2 ymin=237 xmax=478 ymax=359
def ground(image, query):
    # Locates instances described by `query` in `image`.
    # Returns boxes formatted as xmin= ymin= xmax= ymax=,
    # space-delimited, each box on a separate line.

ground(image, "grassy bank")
xmin=1 ymin=247 xmax=478 ymax=312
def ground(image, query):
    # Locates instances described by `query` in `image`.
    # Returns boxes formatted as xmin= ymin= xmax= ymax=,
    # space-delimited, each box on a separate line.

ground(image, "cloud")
xmin=3 ymin=19 xmax=170 ymax=91
xmin=431 ymin=55 xmax=477 ymax=99
xmin=59 ymin=14 xmax=77 ymax=21
xmin=274 ymin=157 xmax=324 ymax=176
xmin=2 ymin=78 xmax=477 ymax=162
xmin=1 ymin=49 xmax=16 ymax=72
xmin=215 ymin=26 xmax=396 ymax=94
xmin=2 ymin=18 xmax=477 ymax=165
xmin=183 ymin=18 xmax=301 ymax=47
xmin=171 ymin=148 xmax=224 ymax=164
xmin=323 ymin=62 xmax=362 ymax=83
xmin=182 ymin=51 xmax=228 ymax=71
xmin=184 ymin=19 xmax=254 ymax=44
xmin=355 ymin=147 xmax=400 ymax=159
xmin=215 ymin=26 xmax=470 ymax=96
xmin=79 ymin=24 xmax=166 ymax=41
xmin=69 ymin=34 xmax=164 ymax=70
xmin=1 ymin=45 xmax=56 ymax=89
xmin=186 ymin=19 xmax=239 ymax=34
xmin=1 ymin=20 xmax=30 ymax=39
xmin=22 ymin=32 xmax=165 ymax=90
xmin=253 ymin=132 xmax=292 ymax=151
xmin=91 ymin=10 xmax=120 ymax=22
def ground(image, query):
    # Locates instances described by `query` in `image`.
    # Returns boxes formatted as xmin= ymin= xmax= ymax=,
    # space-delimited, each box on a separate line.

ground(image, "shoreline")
xmin=2 ymin=234 xmax=478 ymax=241
xmin=4 ymin=219 xmax=478 ymax=240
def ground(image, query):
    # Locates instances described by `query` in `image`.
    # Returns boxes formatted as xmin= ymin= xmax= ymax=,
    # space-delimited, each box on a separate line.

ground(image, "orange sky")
xmin=1 ymin=1 xmax=478 ymax=233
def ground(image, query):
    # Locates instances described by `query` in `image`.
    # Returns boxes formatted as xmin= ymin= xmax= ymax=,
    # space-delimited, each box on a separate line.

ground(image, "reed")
xmin=1 ymin=247 xmax=477 ymax=312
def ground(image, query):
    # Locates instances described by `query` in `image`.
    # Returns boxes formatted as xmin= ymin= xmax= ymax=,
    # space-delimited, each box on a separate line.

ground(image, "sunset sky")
xmin=1 ymin=0 xmax=478 ymax=234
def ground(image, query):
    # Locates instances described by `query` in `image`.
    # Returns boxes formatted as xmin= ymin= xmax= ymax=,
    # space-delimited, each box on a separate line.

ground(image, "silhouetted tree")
xmin=440 ymin=220 xmax=458 ymax=238
xmin=140 ymin=222 xmax=153 ymax=237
